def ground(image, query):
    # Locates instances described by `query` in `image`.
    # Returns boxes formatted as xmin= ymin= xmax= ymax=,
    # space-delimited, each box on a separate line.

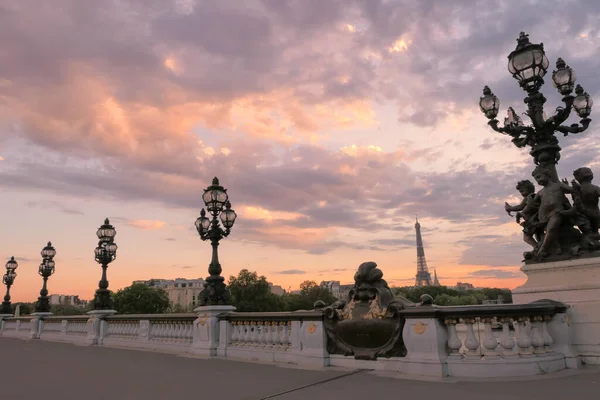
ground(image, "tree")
xmin=112 ymin=284 xmax=170 ymax=314
xmin=283 ymin=280 xmax=337 ymax=311
xmin=51 ymin=304 xmax=87 ymax=316
xmin=11 ymin=302 xmax=33 ymax=315
xmin=393 ymin=285 xmax=513 ymax=306
xmin=228 ymin=269 xmax=284 ymax=312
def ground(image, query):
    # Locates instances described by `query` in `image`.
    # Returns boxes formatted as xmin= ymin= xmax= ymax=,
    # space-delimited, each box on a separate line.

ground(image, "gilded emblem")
xmin=307 ymin=323 xmax=317 ymax=334
xmin=412 ymin=321 xmax=427 ymax=335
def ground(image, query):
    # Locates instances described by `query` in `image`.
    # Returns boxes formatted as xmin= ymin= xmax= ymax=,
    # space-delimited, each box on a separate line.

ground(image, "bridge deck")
xmin=1 ymin=338 xmax=598 ymax=400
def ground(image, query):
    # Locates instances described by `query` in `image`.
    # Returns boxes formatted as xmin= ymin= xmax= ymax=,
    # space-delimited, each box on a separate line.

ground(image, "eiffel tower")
xmin=414 ymin=216 xmax=432 ymax=287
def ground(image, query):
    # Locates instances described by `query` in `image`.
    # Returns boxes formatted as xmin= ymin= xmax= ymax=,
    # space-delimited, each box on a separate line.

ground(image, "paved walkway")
xmin=1 ymin=338 xmax=599 ymax=399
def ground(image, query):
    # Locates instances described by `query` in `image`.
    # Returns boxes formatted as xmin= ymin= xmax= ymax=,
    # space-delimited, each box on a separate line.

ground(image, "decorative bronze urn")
xmin=323 ymin=262 xmax=411 ymax=360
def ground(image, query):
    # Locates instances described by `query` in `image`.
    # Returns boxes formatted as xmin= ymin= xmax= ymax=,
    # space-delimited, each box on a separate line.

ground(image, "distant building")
xmin=339 ymin=284 xmax=354 ymax=299
xmin=320 ymin=281 xmax=353 ymax=299
xmin=133 ymin=278 xmax=206 ymax=307
xmin=320 ymin=281 xmax=341 ymax=298
xmin=455 ymin=282 xmax=476 ymax=291
xmin=433 ymin=269 xmax=441 ymax=286
xmin=49 ymin=294 xmax=87 ymax=307
xmin=269 ymin=284 xmax=285 ymax=296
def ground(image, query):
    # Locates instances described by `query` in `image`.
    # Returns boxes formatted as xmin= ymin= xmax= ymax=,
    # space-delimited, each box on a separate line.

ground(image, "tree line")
xmin=9 ymin=269 xmax=511 ymax=315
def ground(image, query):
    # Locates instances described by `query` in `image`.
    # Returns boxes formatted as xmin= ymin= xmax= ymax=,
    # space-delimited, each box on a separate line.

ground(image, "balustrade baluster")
xmin=542 ymin=316 xmax=554 ymax=352
xmin=256 ymin=321 xmax=264 ymax=347
xmin=230 ymin=321 xmax=238 ymax=345
xmin=265 ymin=322 xmax=274 ymax=348
xmin=275 ymin=321 xmax=284 ymax=349
xmin=462 ymin=318 xmax=481 ymax=357
xmin=171 ymin=322 xmax=179 ymax=341
xmin=247 ymin=321 xmax=255 ymax=346
xmin=445 ymin=319 xmax=463 ymax=357
xmin=499 ymin=318 xmax=516 ymax=356
xmin=515 ymin=317 xmax=533 ymax=356
xmin=530 ymin=316 xmax=546 ymax=355
xmin=255 ymin=321 xmax=263 ymax=347
xmin=482 ymin=317 xmax=499 ymax=358
xmin=284 ymin=321 xmax=291 ymax=349
xmin=241 ymin=321 xmax=249 ymax=345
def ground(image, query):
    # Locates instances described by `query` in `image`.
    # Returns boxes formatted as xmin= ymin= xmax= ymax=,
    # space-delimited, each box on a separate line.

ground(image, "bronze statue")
xmin=505 ymin=180 xmax=541 ymax=250
xmin=572 ymin=167 xmax=600 ymax=235
xmin=528 ymin=166 xmax=575 ymax=257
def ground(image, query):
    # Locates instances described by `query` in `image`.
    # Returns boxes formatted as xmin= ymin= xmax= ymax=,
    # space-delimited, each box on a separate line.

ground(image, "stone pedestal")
xmin=189 ymin=305 xmax=235 ymax=357
xmin=512 ymin=258 xmax=600 ymax=364
xmin=85 ymin=309 xmax=117 ymax=345
xmin=398 ymin=318 xmax=448 ymax=377
xmin=30 ymin=312 xmax=53 ymax=339
xmin=0 ymin=314 xmax=12 ymax=334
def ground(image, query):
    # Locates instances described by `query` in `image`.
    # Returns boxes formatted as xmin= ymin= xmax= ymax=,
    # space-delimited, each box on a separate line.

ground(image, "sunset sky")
xmin=2 ymin=0 xmax=600 ymax=302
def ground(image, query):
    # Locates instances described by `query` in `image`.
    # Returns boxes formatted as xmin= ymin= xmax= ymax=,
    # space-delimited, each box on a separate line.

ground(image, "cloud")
xmin=165 ymin=238 xmax=177 ymax=241
xmin=5 ymin=256 xmax=35 ymax=263
xmin=458 ymin=233 xmax=526 ymax=267
xmin=26 ymin=200 xmax=84 ymax=216
xmin=467 ymin=269 xmax=523 ymax=279
xmin=1 ymin=0 xmax=600 ymax=260
xmin=273 ymin=269 xmax=307 ymax=275
xmin=112 ymin=217 xmax=166 ymax=230
xmin=180 ymin=266 xmax=194 ymax=269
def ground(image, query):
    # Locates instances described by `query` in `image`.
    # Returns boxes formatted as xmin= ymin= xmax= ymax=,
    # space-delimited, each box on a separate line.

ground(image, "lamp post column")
xmin=86 ymin=218 xmax=118 ymax=346
xmin=0 ymin=257 xmax=18 ymax=316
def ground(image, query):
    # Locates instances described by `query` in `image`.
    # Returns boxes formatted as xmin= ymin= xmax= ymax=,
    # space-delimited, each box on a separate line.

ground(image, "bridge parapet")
xmin=0 ymin=300 xmax=579 ymax=378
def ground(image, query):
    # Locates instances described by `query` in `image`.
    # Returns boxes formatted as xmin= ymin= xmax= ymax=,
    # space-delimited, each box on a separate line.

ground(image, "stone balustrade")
xmin=0 ymin=300 xmax=580 ymax=378
xmin=214 ymin=311 xmax=325 ymax=365
xmin=396 ymin=299 xmax=577 ymax=377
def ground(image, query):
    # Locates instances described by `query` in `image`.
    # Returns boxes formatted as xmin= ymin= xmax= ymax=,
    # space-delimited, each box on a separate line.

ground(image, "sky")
xmin=2 ymin=0 xmax=600 ymax=302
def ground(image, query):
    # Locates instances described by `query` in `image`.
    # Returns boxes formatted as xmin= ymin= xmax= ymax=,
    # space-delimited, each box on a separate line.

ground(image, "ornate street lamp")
xmin=93 ymin=218 xmax=118 ymax=310
xmin=479 ymin=32 xmax=593 ymax=182
xmin=34 ymin=242 xmax=56 ymax=313
xmin=194 ymin=177 xmax=237 ymax=306
xmin=0 ymin=257 xmax=18 ymax=315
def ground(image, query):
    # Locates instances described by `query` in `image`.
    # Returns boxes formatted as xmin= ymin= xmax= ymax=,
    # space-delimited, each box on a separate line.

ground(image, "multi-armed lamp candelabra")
xmin=34 ymin=242 xmax=56 ymax=313
xmin=0 ymin=257 xmax=18 ymax=315
xmin=93 ymin=218 xmax=118 ymax=310
xmin=194 ymin=177 xmax=237 ymax=306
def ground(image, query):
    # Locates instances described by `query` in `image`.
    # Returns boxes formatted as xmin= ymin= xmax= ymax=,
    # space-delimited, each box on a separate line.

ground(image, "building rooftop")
xmin=1 ymin=338 xmax=598 ymax=400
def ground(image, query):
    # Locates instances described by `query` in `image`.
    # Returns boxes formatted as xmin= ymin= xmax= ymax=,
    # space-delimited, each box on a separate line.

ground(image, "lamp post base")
xmin=93 ymin=288 xmax=114 ymax=310
xmin=0 ymin=302 xmax=12 ymax=315
xmin=30 ymin=312 xmax=53 ymax=339
xmin=198 ymin=280 xmax=231 ymax=306
xmin=85 ymin=309 xmax=117 ymax=345
xmin=34 ymin=296 xmax=51 ymax=314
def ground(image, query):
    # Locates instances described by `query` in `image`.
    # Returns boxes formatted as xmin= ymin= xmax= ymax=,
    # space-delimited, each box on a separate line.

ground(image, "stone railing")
xmin=216 ymin=311 xmax=326 ymax=366
xmin=0 ymin=316 xmax=32 ymax=337
xmin=394 ymin=299 xmax=576 ymax=378
xmin=0 ymin=300 xmax=579 ymax=378
xmin=100 ymin=314 xmax=196 ymax=352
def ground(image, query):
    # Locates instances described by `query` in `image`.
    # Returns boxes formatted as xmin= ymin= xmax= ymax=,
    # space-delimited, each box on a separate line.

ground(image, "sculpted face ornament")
xmin=322 ymin=261 xmax=418 ymax=360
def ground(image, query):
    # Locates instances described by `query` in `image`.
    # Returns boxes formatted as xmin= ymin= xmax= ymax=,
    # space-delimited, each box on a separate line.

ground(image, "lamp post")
xmin=0 ymin=257 xmax=18 ymax=315
xmin=34 ymin=242 xmax=56 ymax=313
xmin=93 ymin=218 xmax=118 ymax=310
xmin=195 ymin=177 xmax=237 ymax=306
xmin=479 ymin=32 xmax=593 ymax=182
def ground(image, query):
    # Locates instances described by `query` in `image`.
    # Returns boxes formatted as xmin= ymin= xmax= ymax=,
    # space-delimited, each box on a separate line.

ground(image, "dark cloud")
xmin=5 ymin=256 xmax=35 ymax=263
xmin=369 ymin=238 xmax=414 ymax=248
xmin=165 ymin=238 xmax=177 ymax=242
xmin=468 ymin=269 xmax=523 ymax=279
xmin=1 ymin=0 xmax=600 ymax=258
xmin=273 ymin=269 xmax=307 ymax=275
xmin=458 ymin=233 xmax=525 ymax=267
